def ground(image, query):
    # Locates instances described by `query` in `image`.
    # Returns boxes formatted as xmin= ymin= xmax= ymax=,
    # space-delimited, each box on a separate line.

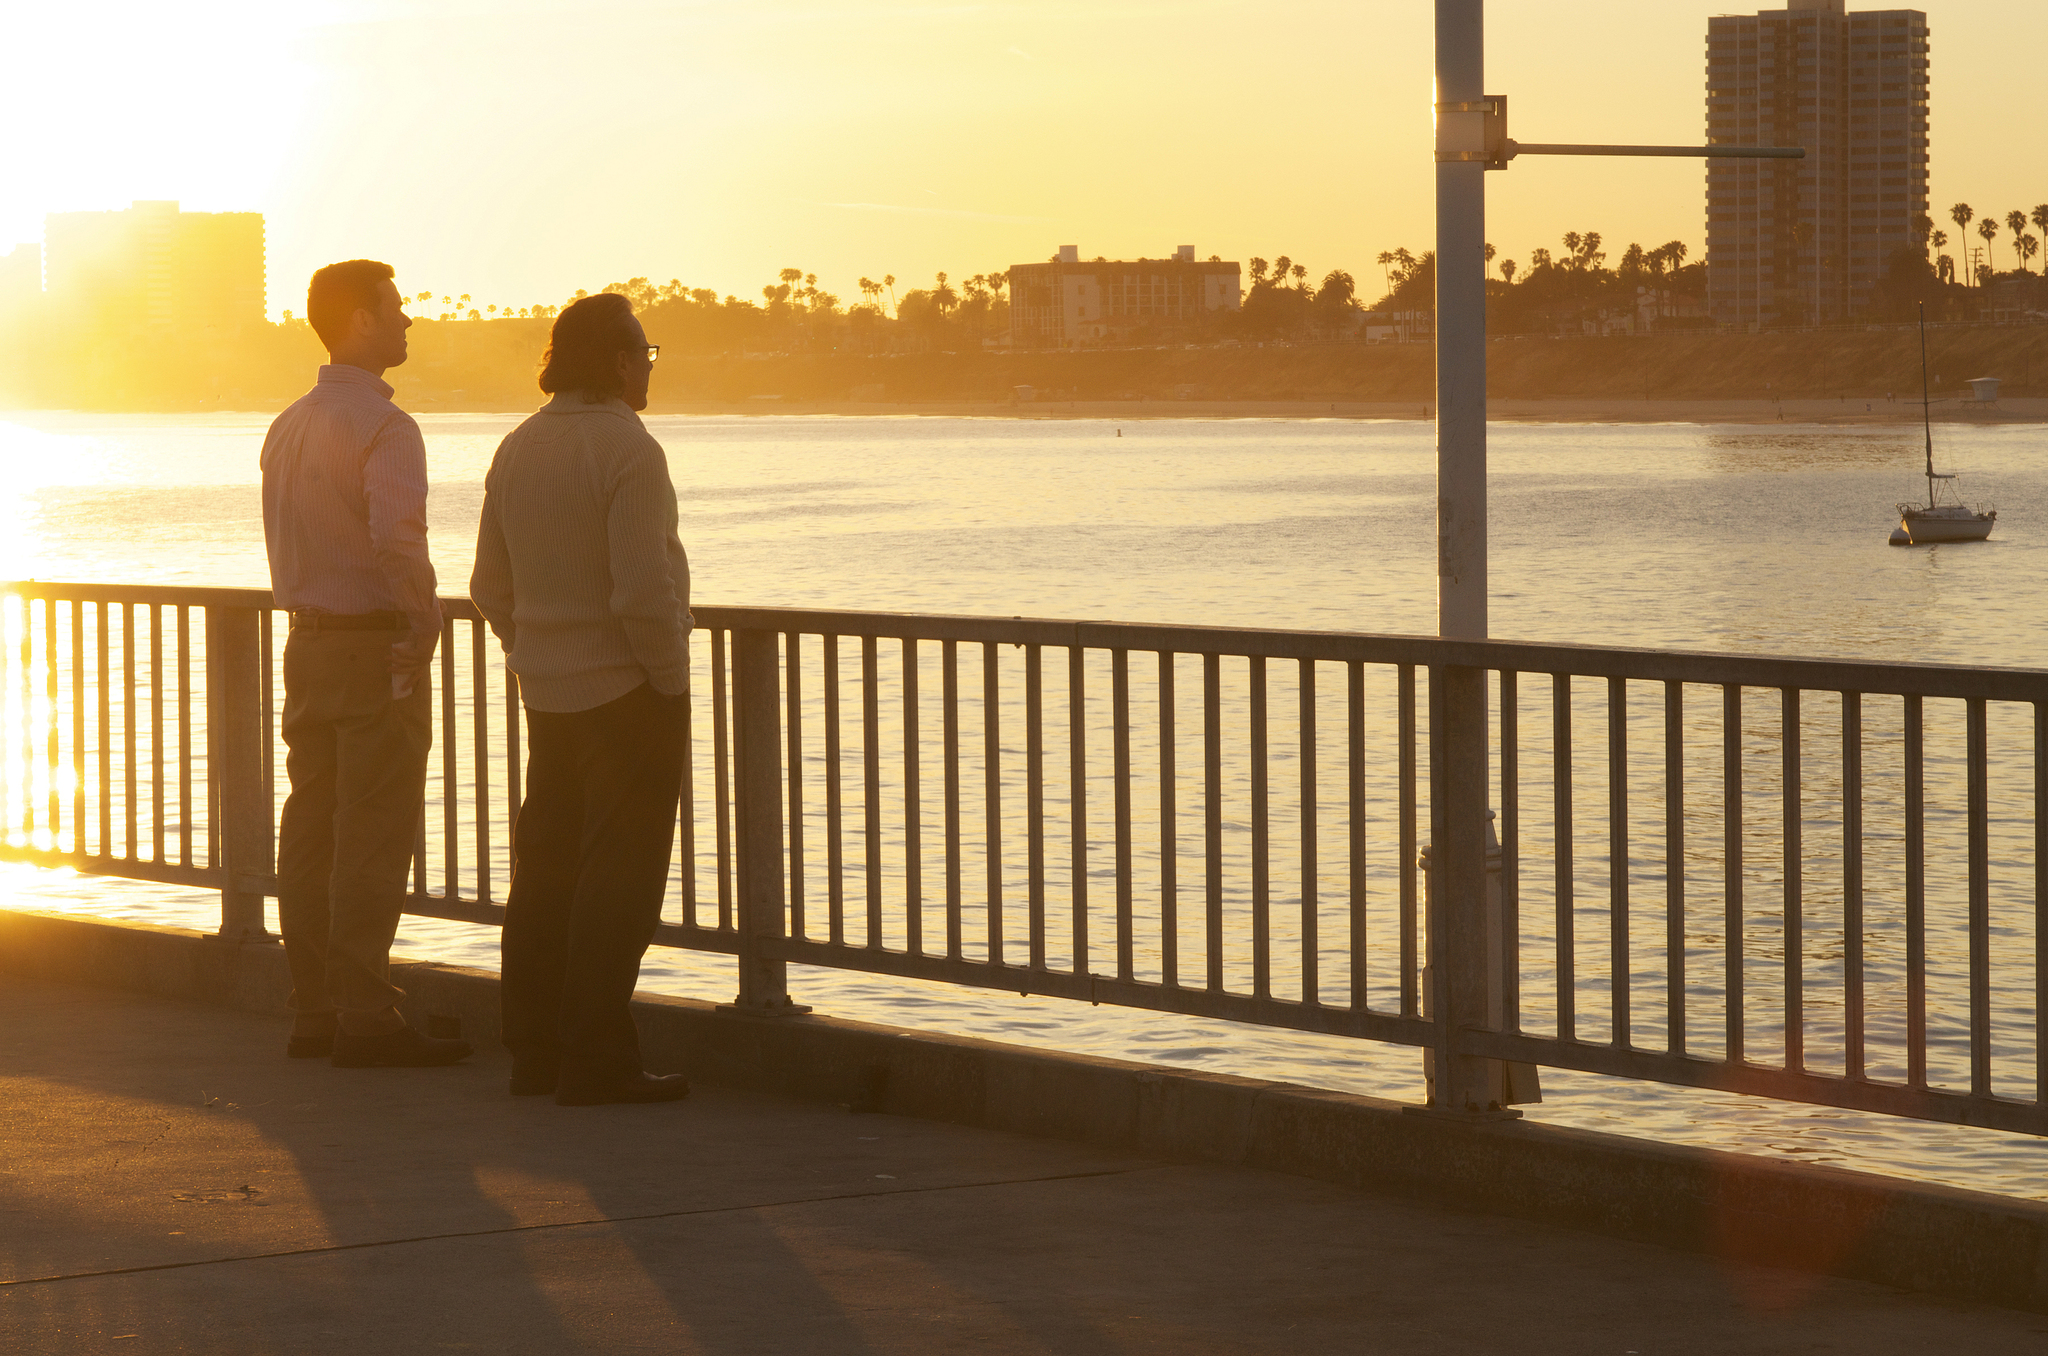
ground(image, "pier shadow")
xmin=0 ymin=974 xmax=1114 ymax=1351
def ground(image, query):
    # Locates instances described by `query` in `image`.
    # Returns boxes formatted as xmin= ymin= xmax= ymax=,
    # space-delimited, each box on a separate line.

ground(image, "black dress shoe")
xmin=509 ymin=1057 xmax=560 ymax=1097
xmin=286 ymin=1033 xmax=335 ymax=1059
xmin=554 ymin=1072 xmax=691 ymax=1106
xmin=331 ymin=1024 xmax=474 ymax=1068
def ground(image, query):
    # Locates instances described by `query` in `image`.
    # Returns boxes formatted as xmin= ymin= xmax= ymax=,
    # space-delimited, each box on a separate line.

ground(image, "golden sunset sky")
xmin=5 ymin=0 xmax=2041 ymax=315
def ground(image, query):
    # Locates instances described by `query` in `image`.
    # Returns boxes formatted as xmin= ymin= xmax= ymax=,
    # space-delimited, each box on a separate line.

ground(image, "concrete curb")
xmin=5 ymin=904 xmax=2046 ymax=1313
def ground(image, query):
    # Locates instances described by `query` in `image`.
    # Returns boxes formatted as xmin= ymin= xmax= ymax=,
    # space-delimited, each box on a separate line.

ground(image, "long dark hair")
xmin=538 ymin=292 xmax=638 ymax=402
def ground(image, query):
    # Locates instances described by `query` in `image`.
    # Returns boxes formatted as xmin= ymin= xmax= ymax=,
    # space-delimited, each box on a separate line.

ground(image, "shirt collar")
xmin=316 ymin=364 xmax=397 ymax=401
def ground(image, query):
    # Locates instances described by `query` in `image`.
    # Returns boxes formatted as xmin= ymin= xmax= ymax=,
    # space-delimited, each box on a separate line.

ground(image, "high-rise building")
xmin=0 ymin=244 xmax=39 ymax=310
xmin=43 ymin=200 xmax=266 ymax=335
xmin=1704 ymin=0 xmax=1929 ymax=328
xmin=1009 ymin=245 xmax=1241 ymax=348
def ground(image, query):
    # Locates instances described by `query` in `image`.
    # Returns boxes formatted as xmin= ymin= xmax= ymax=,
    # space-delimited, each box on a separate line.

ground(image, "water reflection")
xmin=1702 ymin=430 xmax=1919 ymax=473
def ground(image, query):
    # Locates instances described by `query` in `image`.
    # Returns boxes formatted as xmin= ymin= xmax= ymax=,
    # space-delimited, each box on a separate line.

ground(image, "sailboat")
xmin=1891 ymin=303 xmax=1995 ymax=546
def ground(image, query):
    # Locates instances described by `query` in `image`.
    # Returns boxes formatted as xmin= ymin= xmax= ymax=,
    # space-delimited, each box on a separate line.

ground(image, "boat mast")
xmin=1918 ymin=302 xmax=1935 ymax=508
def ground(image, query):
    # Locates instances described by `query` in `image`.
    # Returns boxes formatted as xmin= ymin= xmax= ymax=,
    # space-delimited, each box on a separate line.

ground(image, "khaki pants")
xmin=276 ymin=628 xmax=433 ymax=1014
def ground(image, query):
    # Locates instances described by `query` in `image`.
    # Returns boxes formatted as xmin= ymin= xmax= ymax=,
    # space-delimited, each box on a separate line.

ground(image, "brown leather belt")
xmin=289 ymin=610 xmax=407 ymax=632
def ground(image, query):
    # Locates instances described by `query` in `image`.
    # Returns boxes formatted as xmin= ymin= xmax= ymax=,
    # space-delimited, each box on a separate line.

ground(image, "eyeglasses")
xmin=645 ymin=345 xmax=660 ymax=363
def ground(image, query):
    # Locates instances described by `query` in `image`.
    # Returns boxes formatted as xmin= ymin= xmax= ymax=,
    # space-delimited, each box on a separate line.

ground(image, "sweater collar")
xmin=539 ymin=392 xmax=639 ymax=420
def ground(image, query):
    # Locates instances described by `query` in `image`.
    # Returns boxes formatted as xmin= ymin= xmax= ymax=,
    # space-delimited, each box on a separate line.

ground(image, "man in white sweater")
xmin=471 ymin=293 xmax=692 ymax=1105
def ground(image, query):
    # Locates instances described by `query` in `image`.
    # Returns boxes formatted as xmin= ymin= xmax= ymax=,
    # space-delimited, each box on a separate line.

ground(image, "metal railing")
xmin=4 ymin=580 xmax=2045 ymax=1135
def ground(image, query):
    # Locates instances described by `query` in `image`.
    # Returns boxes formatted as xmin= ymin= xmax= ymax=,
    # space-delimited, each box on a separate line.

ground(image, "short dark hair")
xmin=538 ymin=292 xmax=640 ymax=402
xmin=306 ymin=260 xmax=395 ymax=350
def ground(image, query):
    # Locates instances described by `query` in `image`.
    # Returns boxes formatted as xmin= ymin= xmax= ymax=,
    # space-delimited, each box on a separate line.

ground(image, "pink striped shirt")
xmin=260 ymin=365 xmax=442 ymax=653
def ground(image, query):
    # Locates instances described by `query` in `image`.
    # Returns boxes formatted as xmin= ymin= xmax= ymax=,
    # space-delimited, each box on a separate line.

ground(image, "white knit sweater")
xmin=470 ymin=394 xmax=692 ymax=713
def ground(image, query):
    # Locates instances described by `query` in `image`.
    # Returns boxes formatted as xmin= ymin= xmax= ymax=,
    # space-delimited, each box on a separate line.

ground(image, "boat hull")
xmin=1898 ymin=513 xmax=1995 ymax=544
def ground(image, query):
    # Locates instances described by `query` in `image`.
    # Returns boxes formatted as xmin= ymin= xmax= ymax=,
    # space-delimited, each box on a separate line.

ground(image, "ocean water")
xmin=3 ymin=406 xmax=2046 ymax=1199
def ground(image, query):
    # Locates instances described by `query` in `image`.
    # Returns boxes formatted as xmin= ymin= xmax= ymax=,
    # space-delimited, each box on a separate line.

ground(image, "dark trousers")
xmin=277 ymin=629 xmax=433 ymax=1015
xmin=502 ymin=683 xmax=687 ymax=1083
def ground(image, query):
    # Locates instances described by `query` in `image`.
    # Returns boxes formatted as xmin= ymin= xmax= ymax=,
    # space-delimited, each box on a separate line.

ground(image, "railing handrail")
xmin=11 ymin=581 xmax=2048 ymax=702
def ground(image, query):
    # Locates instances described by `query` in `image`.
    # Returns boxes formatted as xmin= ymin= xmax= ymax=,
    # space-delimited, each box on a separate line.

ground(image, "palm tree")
xmin=1950 ymin=203 xmax=1975 ymax=282
xmin=2023 ymin=235 xmax=2042 ymax=275
xmin=2034 ymin=206 xmax=2048 ymax=270
xmin=2008 ymin=211 xmax=2030 ymax=271
xmin=883 ymin=274 xmax=896 ymax=310
xmin=1499 ymin=258 xmax=1517 ymax=286
xmin=1978 ymin=217 xmax=2001 ymax=277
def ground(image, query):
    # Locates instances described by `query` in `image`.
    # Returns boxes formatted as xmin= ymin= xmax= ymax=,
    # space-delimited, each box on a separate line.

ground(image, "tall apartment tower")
xmin=43 ymin=200 xmax=266 ymax=335
xmin=1704 ymin=0 xmax=1929 ymax=328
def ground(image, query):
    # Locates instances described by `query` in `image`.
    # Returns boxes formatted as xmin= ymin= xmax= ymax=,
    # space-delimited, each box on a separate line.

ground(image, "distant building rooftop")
xmin=1009 ymin=246 xmax=1242 ymax=349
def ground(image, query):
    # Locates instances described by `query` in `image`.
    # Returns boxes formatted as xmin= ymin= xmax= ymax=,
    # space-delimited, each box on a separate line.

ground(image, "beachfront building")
xmin=1704 ymin=0 xmax=1929 ymax=329
xmin=43 ymin=200 xmax=266 ymax=336
xmin=1008 ymin=245 xmax=1242 ymax=349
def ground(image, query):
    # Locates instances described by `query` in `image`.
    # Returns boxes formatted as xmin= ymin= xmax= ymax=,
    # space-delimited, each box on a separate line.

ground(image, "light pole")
xmin=1434 ymin=0 xmax=1488 ymax=642
xmin=1423 ymin=0 xmax=1803 ymax=1115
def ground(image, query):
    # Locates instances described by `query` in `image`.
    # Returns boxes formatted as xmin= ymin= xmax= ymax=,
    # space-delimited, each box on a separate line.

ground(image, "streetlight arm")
xmin=1431 ymin=94 xmax=1806 ymax=166
xmin=1508 ymin=141 xmax=1805 ymax=159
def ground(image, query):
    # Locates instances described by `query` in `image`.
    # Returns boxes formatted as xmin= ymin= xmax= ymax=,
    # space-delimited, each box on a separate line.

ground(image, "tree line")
xmin=1342 ymin=233 xmax=1707 ymax=338
xmin=368 ymin=202 xmax=2046 ymax=356
xmin=1935 ymin=203 xmax=2046 ymax=284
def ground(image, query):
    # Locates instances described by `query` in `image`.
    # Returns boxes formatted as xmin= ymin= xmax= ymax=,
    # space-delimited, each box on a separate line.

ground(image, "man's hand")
xmin=390 ymin=628 xmax=437 ymax=701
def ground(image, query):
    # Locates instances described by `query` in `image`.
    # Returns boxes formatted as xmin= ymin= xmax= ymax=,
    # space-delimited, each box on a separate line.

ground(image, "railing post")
xmin=725 ymin=627 xmax=810 ymax=1016
xmin=206 ymin=605 xmax=275 ymax=944
xmin=1422 ymin=663 xmax=1510 ymax=1114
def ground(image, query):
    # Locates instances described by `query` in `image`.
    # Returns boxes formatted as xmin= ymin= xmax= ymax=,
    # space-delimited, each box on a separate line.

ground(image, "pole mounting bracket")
xmin=1434 ymin=92 xmax=1805 ymax=168
xmin=1434 ymin=94 xmax=1511 ymax=169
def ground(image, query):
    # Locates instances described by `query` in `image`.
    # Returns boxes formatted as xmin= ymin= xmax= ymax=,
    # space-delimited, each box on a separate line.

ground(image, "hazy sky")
xmin=4 ymin=1 xmax=2041 ymax=315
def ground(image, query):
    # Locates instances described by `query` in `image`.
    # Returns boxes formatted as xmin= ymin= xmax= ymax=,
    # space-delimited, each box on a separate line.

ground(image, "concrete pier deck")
xmin=4 ymin=975 xmax=2043 ymax=1354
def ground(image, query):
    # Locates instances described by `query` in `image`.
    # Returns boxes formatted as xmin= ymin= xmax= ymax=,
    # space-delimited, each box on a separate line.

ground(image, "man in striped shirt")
xmin=259 ymin=260 xmax=471 ymax=1069
xmin=472 ymin=292 xmax=692 ymax=1106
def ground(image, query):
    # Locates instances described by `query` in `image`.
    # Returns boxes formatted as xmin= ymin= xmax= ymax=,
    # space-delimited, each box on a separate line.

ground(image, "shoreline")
xmin=7 ymin=396 xmax=2044 ymax=427
xmin=618 ymin=396 xmax=2048 ymax=426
